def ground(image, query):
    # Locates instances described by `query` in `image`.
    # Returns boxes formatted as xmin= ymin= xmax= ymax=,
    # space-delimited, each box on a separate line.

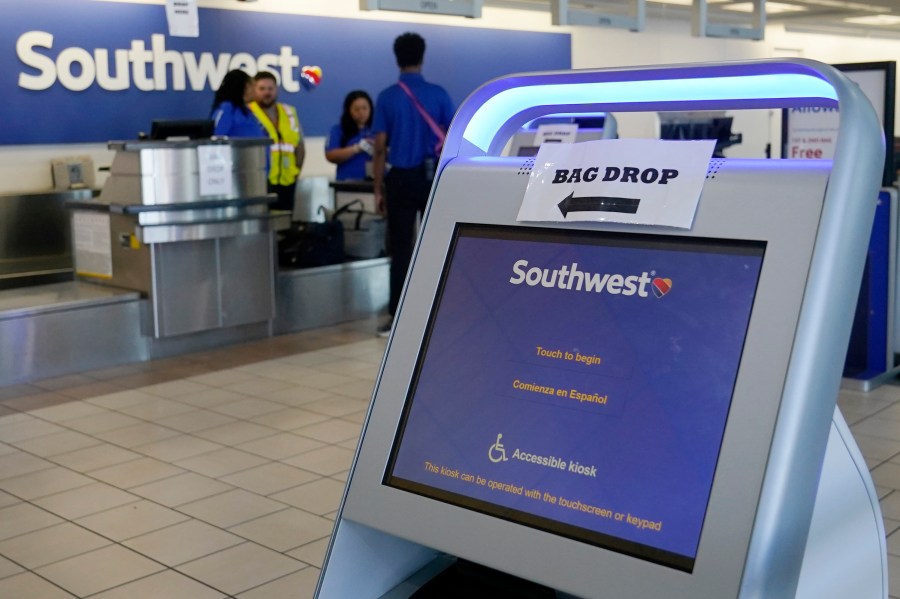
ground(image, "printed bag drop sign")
xmin=518 ymin=139 xmax=716 ymax=229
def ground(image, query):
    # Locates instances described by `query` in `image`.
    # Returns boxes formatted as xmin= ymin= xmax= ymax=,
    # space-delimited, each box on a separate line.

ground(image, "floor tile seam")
xmin=222 ymin=527 xmax=329 ymax=556
xmin=191 ymin=428 xmax=291 ymax=455
xmin=287 ymin=429 xmax=361 ymax=444
xmin=873 ymin=453 xmax=900 ymax=470
xmin=230 ymin=563 xmax=315 ymax=597
xmin=2 ymin=445 xmax=194 ymax=502
xmin=850 ymin=429 xmax=900 ymax=445
xmin=258 ymin=477 xmax=333 ymax=502
xmin=71 ymin=509 xmax=194 ymax=545
xmin=173 ymin=537 xmax=308 ymax=571
xmin=849 ymin=400 xmax=900 ymax=423
xmin=0 ymin=516 xmax=169 ymax=572
xmin=183 ymin=422 xmax=288 ymax=448
xmin=0 ymin=469 xmax=97 ymax=502
xmin=77 ymin=565 xmax=231 ymax=598
xmin=139 ymin=394 xmax=249 ymax=415
xmin=46 ymin=519 xmax=195 ymax=570
xmin=3 ymin=567 xmax=80 ymax=597
xmin=115 ymin=514 xmax=217 ymax=550
xmin=51 ymin=453 xmax=148 ymax=477
xmin=33 ymin=407 xmax=194 ymax=444
xmin=33 ymin=492 xmax=145 ymax=524
xmin=137 ymin=383 xmax=220 ymax=402
xmin=205 ymin=411 xmax=290 ymax=424
xmin=142 ymin=484 xmax=241 ymax=513
xmin=336 ymin=411 xmax=369 ymax=424
xmin=241 ymin=446 xmax=328 ymax=464
xmin=172 ymin=455 xmax=279 ymax=481
xmin=0 ymin=409 xmax=81 ymax=440
xmin=324 ymin=389 xmax=375 ymax=402
xmin=869 ymin=457 xmax=894 ymax=473
xmin=215 ymin=504 xmax=295 ymax=531
xmin=0 ymin=455 xmax=59 ymax=480
xmin=223 ymin=497 xmax=337 ymax=526
xmin=0 ymin=505 xmax=195 ymax=571
xmin=27 ymin=465 xmax=253 ymax=533
xmin=220 ymin=464 xmax=323 ymax=488
xmin=0 ymin=565 xmax=26 ymax=582
xmin=302 ymin=404 xmax=368 ymax=418
xmin=130 ymin=435 xmax=231 ymax=462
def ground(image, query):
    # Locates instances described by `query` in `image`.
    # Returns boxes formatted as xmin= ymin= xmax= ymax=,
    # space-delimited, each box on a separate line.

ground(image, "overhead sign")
xmin=3 ymin=0 xmax=570 ymax=145
xmin=518 ymin=139 xmax=715 ymax=229
xmin=360 ymin=0 xmax=483 ymax=18
xmin=166 ymin=0 xmax=199 ymax=38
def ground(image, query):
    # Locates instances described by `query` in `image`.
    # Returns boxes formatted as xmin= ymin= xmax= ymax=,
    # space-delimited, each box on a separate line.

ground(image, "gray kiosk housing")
xmin=318 ymin=61 xmax=887 ymax=598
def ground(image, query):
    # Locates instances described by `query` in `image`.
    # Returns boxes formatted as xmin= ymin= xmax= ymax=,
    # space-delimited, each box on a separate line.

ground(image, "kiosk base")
xmin=320 ymin=407 xmax=887 ymax=598
xmin=393 ymin=558 xmax=557 ymax=599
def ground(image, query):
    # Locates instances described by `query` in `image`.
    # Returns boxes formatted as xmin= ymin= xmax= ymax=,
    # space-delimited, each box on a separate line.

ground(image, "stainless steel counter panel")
xmin=136 ymin=215 xmax=279 ymax=244
xmin=129 ymin=203 xmax=270 ymax=226
xmin=0 ymin=281 xmax=139 ymax=321
xmin=0 ymin=282 xmax=145 ymax=384
xmin=100 ymin=139 xmax=268 ymax=205
xmin=274 ymin=257 xmax=389 ymax=334
xmin=107 ymin=139 xmax=269 ymax=176
xmin=101 ymin=166 xmax=268 ymax=206
xmin=150 ymin=232 xmax=275 ymax=337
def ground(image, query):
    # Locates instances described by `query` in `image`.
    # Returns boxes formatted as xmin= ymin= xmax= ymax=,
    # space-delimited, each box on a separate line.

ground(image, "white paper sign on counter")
xmin=518 ymin=139 xmax=716 ymax=229
xmin=72 ymin=211 xmax=112 ymax=278
xmin=198 ymin=145 xmax=234 ymax=197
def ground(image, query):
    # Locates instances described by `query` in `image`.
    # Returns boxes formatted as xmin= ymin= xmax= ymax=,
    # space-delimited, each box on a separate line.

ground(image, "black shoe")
xmin=377 ymin=317 xmax=393 ymax=338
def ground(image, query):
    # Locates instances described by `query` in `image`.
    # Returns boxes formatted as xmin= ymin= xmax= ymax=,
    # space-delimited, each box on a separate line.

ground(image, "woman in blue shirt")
xmin=325 ymin=91 xmax=374 ymax=180
xmin=211 ymin=70 xmax=266 ymax=138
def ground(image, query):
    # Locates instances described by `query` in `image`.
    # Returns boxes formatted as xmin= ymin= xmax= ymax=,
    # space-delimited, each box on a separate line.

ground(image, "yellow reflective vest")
xmin=249 ymin=101 xmax=302 ymax=186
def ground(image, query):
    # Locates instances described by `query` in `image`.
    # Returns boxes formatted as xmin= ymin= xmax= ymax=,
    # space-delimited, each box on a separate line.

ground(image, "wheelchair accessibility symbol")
xmin=489 ymin=434 xmax=509 ymax=463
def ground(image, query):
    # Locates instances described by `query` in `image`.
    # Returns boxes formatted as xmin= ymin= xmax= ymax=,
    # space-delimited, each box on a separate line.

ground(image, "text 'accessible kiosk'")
xmin=318 ymin=61 xmax=888 ymax=598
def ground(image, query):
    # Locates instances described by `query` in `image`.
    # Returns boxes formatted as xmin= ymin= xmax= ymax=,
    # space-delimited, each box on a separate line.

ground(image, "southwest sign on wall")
xmin=4 ymin=0 xmax=571 ymax=144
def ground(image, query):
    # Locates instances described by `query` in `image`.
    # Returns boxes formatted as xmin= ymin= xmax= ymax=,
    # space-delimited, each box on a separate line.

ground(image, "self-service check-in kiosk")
xmin=317 ymin=61 xmax=888 ymax=598
xmin=507 ymin=113 xmax=618 ymax=157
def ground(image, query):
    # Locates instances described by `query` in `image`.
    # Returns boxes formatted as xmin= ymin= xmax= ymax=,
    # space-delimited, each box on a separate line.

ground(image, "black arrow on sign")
xmin=557 ymin=192 xmax=641 ymax=217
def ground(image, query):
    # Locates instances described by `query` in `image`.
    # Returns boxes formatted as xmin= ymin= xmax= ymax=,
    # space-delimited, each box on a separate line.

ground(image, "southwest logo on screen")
xmin=509 ymin=260 xmax=671 ymax=299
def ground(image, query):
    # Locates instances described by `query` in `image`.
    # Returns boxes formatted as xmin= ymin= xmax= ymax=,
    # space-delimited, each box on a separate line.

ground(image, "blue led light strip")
xmin=462 ymin=74 xmax=838 ymax=152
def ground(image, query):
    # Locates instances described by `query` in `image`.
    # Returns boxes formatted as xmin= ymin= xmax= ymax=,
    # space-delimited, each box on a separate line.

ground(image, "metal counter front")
xmin=70 ymin=138 xmax=284 ymax=338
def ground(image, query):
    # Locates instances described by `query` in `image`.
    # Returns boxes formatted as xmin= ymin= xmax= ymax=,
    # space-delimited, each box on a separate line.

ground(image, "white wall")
xmin=3 ymin=0 xmax=899 ymax=194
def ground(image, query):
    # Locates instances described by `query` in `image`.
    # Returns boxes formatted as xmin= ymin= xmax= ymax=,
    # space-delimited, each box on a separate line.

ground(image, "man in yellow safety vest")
xmin=249 ymin=71 xmax=306 ymax=212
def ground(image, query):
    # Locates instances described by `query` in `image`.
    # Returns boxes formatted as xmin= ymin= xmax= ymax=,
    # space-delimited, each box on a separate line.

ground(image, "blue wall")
xmin=3 ymin=0 xmax=571 ymax=144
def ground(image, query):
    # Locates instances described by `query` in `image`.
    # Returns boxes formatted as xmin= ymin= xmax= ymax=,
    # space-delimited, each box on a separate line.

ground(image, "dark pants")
xmin=268 ymin=181 xmax=297 ymax=213
xmin=385 ymin=165 xmax=431 ymax=316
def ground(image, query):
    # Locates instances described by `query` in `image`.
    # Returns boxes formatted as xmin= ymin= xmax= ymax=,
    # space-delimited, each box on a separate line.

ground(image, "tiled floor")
xmin=3 ymin=317 xmax=900 ymax=597
xmin=0 ymin=319 xmax=382 ymax=598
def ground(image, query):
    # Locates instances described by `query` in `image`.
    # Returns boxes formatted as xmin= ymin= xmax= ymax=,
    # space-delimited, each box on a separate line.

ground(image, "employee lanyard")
xmin=397 ymin=80 xmax=445 ymax=156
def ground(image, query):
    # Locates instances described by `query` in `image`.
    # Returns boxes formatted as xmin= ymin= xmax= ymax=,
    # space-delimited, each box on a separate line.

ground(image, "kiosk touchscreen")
xmin=317 ymin=61 xmax=887 ymax=599
xmin=386 ymin=226 xmax=764 ymax=573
